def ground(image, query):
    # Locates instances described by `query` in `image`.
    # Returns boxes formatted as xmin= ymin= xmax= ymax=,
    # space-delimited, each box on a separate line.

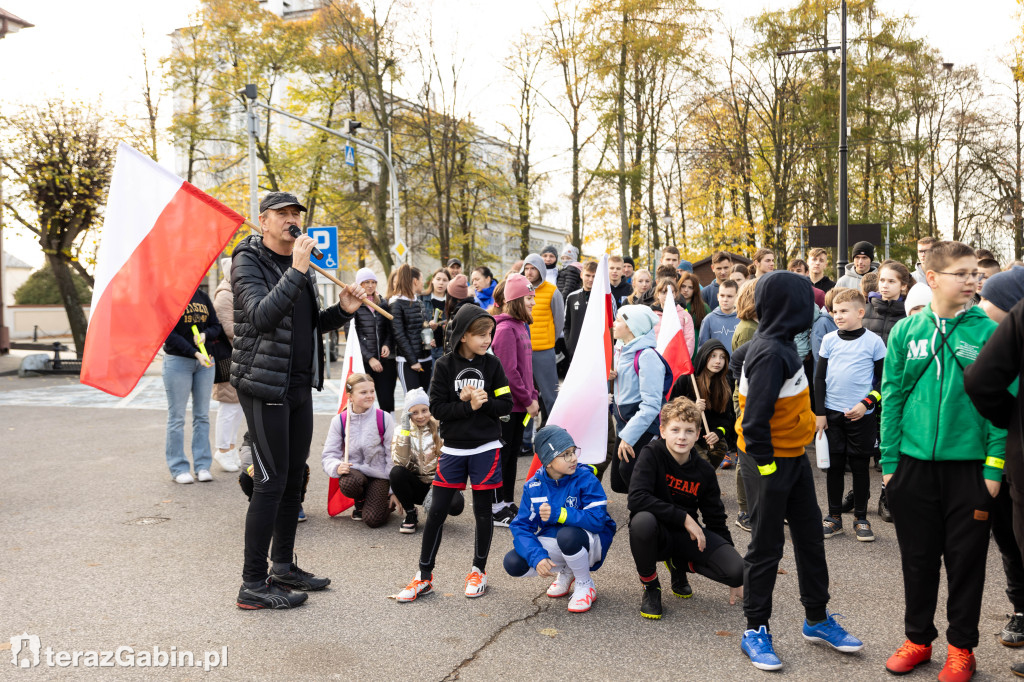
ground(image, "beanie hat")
xmin=619 ymin=304 xmax=659 ymax=338
xmin=851 ymin=241 xmax=875 ymax=261
xmin=521 ymin=254 xmax=546 ymax=282
xmin=355 ymin=267 xmax=377 ymax=285
xmin=904 ymin=282 xmax=933 ymax=313
xmin=447 ymin=274 xmax=469 ymax=299
xmin=981 ymin=266 xmax=1024 ymax=312
xmin=677 ymin=260 xmax=694 ymax=273
xmin=561 ymin=245 xmax=580 ymax=262
xmin=541 ymin=245 xmax=559 ymax=257
xmin=404 ymin=387 xmax=429 ymax=410
xmin=504 ymin=273 xmax=534 ymax=302
xmin=622 ymin=256 xmax=635 ymax=267
xmin=813 ymin=287 xmax=825 ymax=309
xmin=535 ymin=425 xmax=576 ymax=467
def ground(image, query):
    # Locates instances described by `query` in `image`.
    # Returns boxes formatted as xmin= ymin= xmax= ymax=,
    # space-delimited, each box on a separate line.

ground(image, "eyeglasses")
xmin=559 ymin=447 xmax=579 ymax=461
xmin=935 ymin=270 xmax=982 ymax=284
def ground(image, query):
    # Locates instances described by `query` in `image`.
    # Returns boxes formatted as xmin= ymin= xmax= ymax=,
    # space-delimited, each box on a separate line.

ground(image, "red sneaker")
xmin=885 ymin=639 xmax=932 ymax=675
xmin=938 ymin=644 xmax=975 ymax=682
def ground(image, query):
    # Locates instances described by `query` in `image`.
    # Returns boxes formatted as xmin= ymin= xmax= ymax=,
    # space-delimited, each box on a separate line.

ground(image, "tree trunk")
xmin=46 ymin=253 xmax=88 ymax=359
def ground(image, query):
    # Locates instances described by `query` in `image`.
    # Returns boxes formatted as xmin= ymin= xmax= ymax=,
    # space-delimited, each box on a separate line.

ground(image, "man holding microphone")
xmin=232 ymin=192 xmax=367 ymax=609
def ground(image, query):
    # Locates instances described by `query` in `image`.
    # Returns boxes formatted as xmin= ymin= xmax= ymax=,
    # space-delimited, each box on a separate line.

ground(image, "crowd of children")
xmin=228 ymin=237 xmax=1024 ymax=681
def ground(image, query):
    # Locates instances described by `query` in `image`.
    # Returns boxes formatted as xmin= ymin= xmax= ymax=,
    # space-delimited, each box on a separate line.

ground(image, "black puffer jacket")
xmin=389 ymin=297 xmax=426 ymax=364
xmin=354 ymin=295 xmax=393 ymax=361
xmin=862 ymin=294 xmax=906 ymax=345
xmin=556 ymin=265 xmax=582 ymax=302
xmin=229 ymin=235 xmax=350 ymax=401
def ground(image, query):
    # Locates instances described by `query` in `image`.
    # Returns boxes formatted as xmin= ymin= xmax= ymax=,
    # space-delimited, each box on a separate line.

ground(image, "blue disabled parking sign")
xmin=307 ymin=226 xmax=338 ymax=269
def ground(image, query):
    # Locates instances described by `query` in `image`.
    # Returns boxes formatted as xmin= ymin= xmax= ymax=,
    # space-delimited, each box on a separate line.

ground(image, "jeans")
xmin=162 ymin=354 xmax=215 ymax=476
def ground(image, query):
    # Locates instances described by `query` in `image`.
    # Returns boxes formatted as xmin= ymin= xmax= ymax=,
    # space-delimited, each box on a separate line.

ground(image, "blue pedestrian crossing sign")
xmin=344 ymin=145 xmax=355 ymax=167
xmin=307 ymin=226 xmax=338 ymax=269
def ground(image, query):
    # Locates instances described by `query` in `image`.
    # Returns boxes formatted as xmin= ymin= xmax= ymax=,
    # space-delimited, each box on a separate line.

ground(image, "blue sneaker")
xmin=802 ymin=613 xmax=864 ymax=652
xmin=741 ymin=626 xmax=782 ymax=671
xmin=297 ymin=506 xmax=307 ymax=523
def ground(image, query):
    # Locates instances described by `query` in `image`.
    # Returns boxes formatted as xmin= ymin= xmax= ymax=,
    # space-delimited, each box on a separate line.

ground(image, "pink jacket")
xmin=653 ymin=308 xmax=696 ymax=357
xmin=491 ymin=313 xmax=537 ymax=413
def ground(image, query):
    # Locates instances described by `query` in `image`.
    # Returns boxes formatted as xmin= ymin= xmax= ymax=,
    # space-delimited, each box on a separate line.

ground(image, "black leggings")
xmin=418 ymin=486 xmax=493 ymax=576
xmin=629 ymin=510 xmax=743 ymax=588
xmin=370 ymin=359 xmax=397 ymax=413
xmin=389 ymin=466 xmax=465 ymax=516
xmin=239 ymin=386 xmax=314 ymax=582
xmin=610 ymin=431 xmax=657 ymax=494
xmin=496 ymin=412 xmax=527 ymax=505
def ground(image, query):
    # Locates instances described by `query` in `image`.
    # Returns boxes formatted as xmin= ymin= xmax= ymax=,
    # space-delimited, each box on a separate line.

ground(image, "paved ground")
xmin=1 ymin=354 xmax=1022 ymax=680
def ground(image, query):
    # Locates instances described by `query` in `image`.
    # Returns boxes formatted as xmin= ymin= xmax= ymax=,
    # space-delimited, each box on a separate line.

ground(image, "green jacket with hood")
xmin=880 ymin=304 xmax=1006 ymax=481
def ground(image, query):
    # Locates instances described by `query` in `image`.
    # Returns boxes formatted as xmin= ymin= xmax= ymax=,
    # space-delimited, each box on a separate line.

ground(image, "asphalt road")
xmin=1 ymin=384 xmax=1021 ymax=680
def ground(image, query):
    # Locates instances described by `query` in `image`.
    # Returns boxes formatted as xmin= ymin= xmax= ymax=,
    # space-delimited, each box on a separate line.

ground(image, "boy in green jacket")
xmin=880 ymin=241 xmax=1006 ymax=682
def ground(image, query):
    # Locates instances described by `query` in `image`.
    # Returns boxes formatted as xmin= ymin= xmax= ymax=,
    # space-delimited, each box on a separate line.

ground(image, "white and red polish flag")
xmin=328 ymin=318 xmax=366 ymax=516
xmin=335 ymin=318 xmax=366 ymax=412
xmin=81 ymin=144 xmax=244 ymax=397
xmin=527 ymin=254 xmax=615 ymax=477
xmin=656 ymin=284 xmax=695 ymax=392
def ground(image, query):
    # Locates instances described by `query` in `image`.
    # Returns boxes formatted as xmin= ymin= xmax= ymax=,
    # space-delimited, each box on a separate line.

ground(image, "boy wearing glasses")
xmin=503 ymin=426 xmax=616 ymax=613
xmin=881 ymin=241 xmax=1006 ymax=681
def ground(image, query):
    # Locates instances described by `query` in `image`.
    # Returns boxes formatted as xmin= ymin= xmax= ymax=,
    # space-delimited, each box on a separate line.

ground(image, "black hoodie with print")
xmin=627 ymin=438 xmax=733 ymax=545
xmin=428 ymin=303 xmax=514 ymax=448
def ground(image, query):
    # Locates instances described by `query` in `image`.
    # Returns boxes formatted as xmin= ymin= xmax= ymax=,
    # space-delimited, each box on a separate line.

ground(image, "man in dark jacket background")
xmin=231 ymin=191 xmax=367 ymax=610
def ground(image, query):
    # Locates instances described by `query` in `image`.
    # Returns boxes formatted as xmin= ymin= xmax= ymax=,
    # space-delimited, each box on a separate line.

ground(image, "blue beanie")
xmin=981 ymin=266 xmax=1024 ymax=312
xmin=535 ymin=425 xmax=576 ymax=466
xmin=677 ymin=260 xmax=694 ymax=273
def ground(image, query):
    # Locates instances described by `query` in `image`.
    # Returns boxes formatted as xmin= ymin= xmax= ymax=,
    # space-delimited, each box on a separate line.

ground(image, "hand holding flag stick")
xmin=242 ymin=219 xmax=393 ymax=321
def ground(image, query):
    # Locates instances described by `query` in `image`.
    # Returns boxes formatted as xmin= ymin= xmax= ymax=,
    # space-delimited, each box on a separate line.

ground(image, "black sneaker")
xmin=269 ymin=563 xmax=331 ymax=591
xmin=492 ymin=506 xmax=516 ymax=528
xmin=640 ymin=584 xmax=663 ymax=620
xmin=237 ymin=578 xmax=308 ymax=609
xmin=878 ymin=489 xmax=893 ymax=523
xmin=822 ymin=515 xmax=843 ymax=538
xmin=1002 ymin=613 xmax=1024 ymax=647
xmin=840 ymin=490 xmax=855 ymax=514
xmin=400 ymin=509 xmax=418 ymax=534
xmin=854 ymin=519 xmax=875 ymax=542
xmin=735 ymin=512 xmax=752 ymax=533
xmin=665 ymin=560 xmax=693 ymax=599
xmin=352 ymin=501 xmax=364 ymax=521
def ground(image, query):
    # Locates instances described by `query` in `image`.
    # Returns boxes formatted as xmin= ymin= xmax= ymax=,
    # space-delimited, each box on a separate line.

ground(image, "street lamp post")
xmin=0 ymin=8 xmax=35 ymax=355
xmin=777 ymin=0 xmax=848 ymax=272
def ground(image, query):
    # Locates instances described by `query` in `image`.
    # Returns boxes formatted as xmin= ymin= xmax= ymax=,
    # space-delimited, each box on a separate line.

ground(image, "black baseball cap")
xmin=447 ymin=258 xmax=463 ymax=267
xmin=259 ymin=191 xmax=307 ymax=214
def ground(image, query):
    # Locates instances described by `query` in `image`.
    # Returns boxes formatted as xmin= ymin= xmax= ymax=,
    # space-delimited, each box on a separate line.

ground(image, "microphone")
xmin=288 ymin=225 xmax=322 ymax=260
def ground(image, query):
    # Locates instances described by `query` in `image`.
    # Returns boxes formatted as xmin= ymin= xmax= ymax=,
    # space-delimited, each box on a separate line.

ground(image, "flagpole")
xmin=688 ymin=374 xmax=712 ymax=434
xmin=243 ymin=219 xmax=393 ymax=320
xmin=344 ymin=403 xmax=351 ymax=465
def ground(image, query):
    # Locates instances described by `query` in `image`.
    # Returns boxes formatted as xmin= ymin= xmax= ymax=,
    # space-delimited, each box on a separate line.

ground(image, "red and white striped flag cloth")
xmin=527 ymin=254 xmax=614 ymax=477
xmin=656 ymin=284 xmax=695 ymax=392
xmin=81 ymin=144 xmax=244 ymax=396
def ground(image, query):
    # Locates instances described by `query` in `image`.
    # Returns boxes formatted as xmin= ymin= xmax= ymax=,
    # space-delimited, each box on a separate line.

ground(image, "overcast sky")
xmin=1 ymin=0 xmax=1019 ymax=266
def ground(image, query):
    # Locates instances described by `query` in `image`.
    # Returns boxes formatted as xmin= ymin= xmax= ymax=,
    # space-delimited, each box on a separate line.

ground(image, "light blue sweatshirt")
xmin=613 ymin=330 xmax=666 ymax=446
xmin=697 ymin=307 xmax=740 ymax=352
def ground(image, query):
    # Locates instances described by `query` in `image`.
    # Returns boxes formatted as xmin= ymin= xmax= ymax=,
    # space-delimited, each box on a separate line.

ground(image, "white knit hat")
xmin=404 ymin=388 xmax=429 ymax=410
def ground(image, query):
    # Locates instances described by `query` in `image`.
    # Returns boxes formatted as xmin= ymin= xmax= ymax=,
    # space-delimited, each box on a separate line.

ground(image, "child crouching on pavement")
xmin=321 ymin=373 xmax=399 ymax=528
xmin=389 ymin=388 xmax=465 ymax=534
xmin=503 ymin=425 xmax=617 ymax=613
xmin=627 ymin=397 xmax=744 ymax=620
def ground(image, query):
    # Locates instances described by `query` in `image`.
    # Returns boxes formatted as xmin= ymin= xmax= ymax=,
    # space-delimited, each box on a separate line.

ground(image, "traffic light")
xmin=343 ymin=120 xmax=362 ymax=136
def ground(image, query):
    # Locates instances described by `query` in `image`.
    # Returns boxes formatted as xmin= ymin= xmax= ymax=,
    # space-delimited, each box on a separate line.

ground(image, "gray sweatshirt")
xmin=321 ymin=408 xmax=396 ymax=480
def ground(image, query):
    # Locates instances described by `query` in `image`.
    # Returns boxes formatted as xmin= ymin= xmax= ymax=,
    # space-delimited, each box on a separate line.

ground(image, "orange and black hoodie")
xmin=735 ymin=271 xmax=816 ymax=473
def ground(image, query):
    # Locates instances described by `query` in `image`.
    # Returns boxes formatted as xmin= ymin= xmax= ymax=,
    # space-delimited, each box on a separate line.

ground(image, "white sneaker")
xmin=196 ymin=469 xmax=213 ymax=482
xmin=396 ymin=571 xmax=433 ymax=603
xmin=546 ymin=571 xmax=575 ymax=598
xmin=174 ymin=472 xmax=195 ymax=484
xmin=464 ymin=567 xmax=487 ymax=598
xmin=214 ymin=450 xmax=240 ymax=473
xmin=567 ymin=581 xmax=596 ymax=613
